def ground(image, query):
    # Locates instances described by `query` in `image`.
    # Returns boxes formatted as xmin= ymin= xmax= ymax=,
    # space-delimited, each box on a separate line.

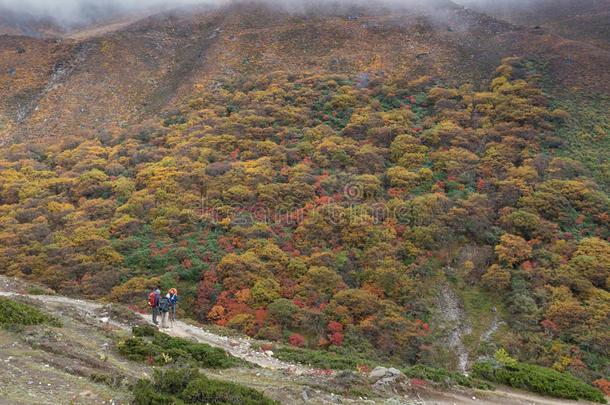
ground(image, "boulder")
xmin=369 ymin=366 xmax=390 ymax=381
xmin=369 ymin=366 xmax=405 ymax=386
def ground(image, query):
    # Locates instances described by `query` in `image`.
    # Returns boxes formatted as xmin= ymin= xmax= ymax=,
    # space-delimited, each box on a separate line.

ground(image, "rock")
xmin=369 ymin=366 xmax=390 ymax=381
xmin=264 ymin=350 xmax=274 ymax=356
xmin=386 ymin=367 xmax=401 ymax=376
xmin=100 ymin=317 xmax=109 ymax=323
xmin=369 ymin=366 xmax=405 ymax=386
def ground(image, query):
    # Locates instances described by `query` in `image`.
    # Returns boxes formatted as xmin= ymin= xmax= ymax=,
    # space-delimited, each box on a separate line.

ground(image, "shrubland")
xmin=0 ymin=57 xmax=608 ymax=392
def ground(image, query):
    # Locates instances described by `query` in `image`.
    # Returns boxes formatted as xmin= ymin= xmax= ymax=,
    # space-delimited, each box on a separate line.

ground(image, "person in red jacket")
xmin=147 ymin=287 xmax=161 ymax=325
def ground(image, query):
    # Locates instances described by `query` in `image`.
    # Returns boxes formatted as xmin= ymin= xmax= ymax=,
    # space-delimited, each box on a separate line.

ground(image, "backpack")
xmin=159 ymin=296 xmax=170 ymax=312
xmin=147 ymin=292 xmax=156 ymax=307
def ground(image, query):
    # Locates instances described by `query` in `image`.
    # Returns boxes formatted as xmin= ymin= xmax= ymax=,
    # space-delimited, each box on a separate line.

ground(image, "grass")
xmin=550 ymin=90 xmax=610 ymax=187
xmin=0 ymin=297 xmax=62 ymax=328
xmin=132 ymin=368 xmax=279 ymax=405
xmin=25 ymin=287 xmax=48 ymax=295
xmin=117 ymin=326 xmax=250 ymax=369
xmin=458 ymin=284 xmax=504 ymax=351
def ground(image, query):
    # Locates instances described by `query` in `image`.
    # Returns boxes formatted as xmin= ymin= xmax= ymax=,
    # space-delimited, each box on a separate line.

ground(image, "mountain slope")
xmin=1 ymin=1 xmax=607 ymax=144
xmin=0 ymin=2 xmax=608 ymax=402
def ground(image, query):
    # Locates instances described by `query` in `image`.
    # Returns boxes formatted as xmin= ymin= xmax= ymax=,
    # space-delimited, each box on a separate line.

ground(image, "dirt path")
xmin=137 ymin=313 xmax=312 ymax=374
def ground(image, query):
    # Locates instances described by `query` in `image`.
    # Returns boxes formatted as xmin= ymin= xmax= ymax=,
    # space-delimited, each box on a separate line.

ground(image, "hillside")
xmin=0 ymin=1 xmax=608 ymax=403
xmin=458 ymin=0 xmax=610 ymax=51
xmin=1 ymin=2 xmax=608 ymax=144
xmin=0 ymin=276 xmax=605 ymax=404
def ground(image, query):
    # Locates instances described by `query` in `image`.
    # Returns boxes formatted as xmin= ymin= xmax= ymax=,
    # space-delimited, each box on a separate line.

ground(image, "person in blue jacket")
xmin=168 ymin=288 xmax=178 ymax=328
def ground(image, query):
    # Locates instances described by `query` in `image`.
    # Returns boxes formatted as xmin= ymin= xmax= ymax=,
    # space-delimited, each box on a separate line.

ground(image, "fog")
xmin=0 ymin=0 xmax=223 ymax=26
xmin=0 ymin=0 xmax=560 ymax=27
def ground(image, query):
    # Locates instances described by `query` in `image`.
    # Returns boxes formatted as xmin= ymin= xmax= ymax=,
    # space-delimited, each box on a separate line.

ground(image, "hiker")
xmin=159 ymin=292 xmax=171 ymax=328
xmin=148 ymin=287 xmax=161 ymax=325
xmin=168 ymin=288 xmax=178 ymax=327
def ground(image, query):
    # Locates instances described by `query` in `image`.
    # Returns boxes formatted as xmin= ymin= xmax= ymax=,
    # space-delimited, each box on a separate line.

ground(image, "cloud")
xmin=0 ymin=0 xmax=223 ymax=26
xmin=0 ymin=0 xmax=549 ymax=28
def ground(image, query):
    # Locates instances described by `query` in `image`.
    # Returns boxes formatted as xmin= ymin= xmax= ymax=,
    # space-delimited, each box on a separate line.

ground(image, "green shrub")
xmin=0 ymin=297 xmax=62 ymax=327
xmin=119 ymin=326 xmax=242 ymax=368
xmin=151 ymin=368 xmax=200 ymax=395
xmin=273 ymin=347 xmax=374 ymax=370
xmin=183 ymin=344 xmax=233 ymax=368
xmin=403 ymin=364 xmax=494 ymax=390
xmin=132 ymin=324 xmax=158 ymax=337
xmin=181 ymin=376 xmax=278 ymax=405
xmin=117 ymin=337 xmax=156 ymax=362
xmin=26 ymin=287 xmax=47 ymax=295
xmin=473 ymin=360 xmax=606 ymax=403
xmin=132 ymin=368 xmax=278 ymax=405
xmin=132 ymin=379 xmax=186 ymax=405
xmin=90 ymin=372 xmax=124 ymax=387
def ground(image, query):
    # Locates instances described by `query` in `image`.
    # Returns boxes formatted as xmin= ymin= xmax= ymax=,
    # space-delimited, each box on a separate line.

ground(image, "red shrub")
xmin=411 ymin=378 xmax=426 ymax=386
xmin=288 ymin=333 xmax=305 ymax=348
xmin=327 ymin=321 xmax=343 ymax=334
xmin=329 ymin=332 xmax=343 ymax=346
xmin=592 ymin=379 xmax=610 ymax=395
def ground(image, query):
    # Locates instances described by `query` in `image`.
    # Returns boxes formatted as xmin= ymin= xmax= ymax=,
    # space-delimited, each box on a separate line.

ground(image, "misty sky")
xmin=0 ymin=0 xmax=222 ymax=26
xmin=0 ymin=0 xmax=550 ymax=27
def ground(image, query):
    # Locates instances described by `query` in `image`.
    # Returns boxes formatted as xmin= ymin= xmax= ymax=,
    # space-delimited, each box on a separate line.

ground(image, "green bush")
xmin=132 ymin=379 xmax=186 ymax=405
xmin=26 ymin=287 xmax=47 ymax=295
xmin=273 ymin=347 xmax=374 ymax=370
xmin=403 ymin=364 xmax=494 ymax=390
xmin=118 ymin=326 xmax=241 ymax=368
xmin=181 ymin=376 xmax=277 ymax=405
xmin=132 ymin=368 xmax=278 ymax=405
xmin=132 ymin=324 xmax=158 ymax=337
xmin=472 ymin=360 xmax=606 ymax=403
xmin=151 ymin=368 xmax=200 ymax=395
xmin=117 ymin=337 xmax=156 ymax=362
xmin=183 ymin=344 xmax=232 ymax=368
xmin=0 ymin=297 xmax=62 ymax=328
xmin=89 ymin=372 xmax=124 ymax=387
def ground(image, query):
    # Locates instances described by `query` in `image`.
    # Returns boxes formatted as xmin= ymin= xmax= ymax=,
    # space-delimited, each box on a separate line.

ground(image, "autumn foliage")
xmin=0 ymin=58 xmax=608 ymax=386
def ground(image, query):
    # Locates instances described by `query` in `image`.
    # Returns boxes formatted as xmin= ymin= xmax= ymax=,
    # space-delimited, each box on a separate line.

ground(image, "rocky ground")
xmin=0 ymin=276 xmax=601 ymax=405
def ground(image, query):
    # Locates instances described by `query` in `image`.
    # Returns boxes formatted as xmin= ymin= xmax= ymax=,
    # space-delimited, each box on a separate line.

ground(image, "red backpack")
xmin=147 ymin=292 xmax=156 ymax=307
